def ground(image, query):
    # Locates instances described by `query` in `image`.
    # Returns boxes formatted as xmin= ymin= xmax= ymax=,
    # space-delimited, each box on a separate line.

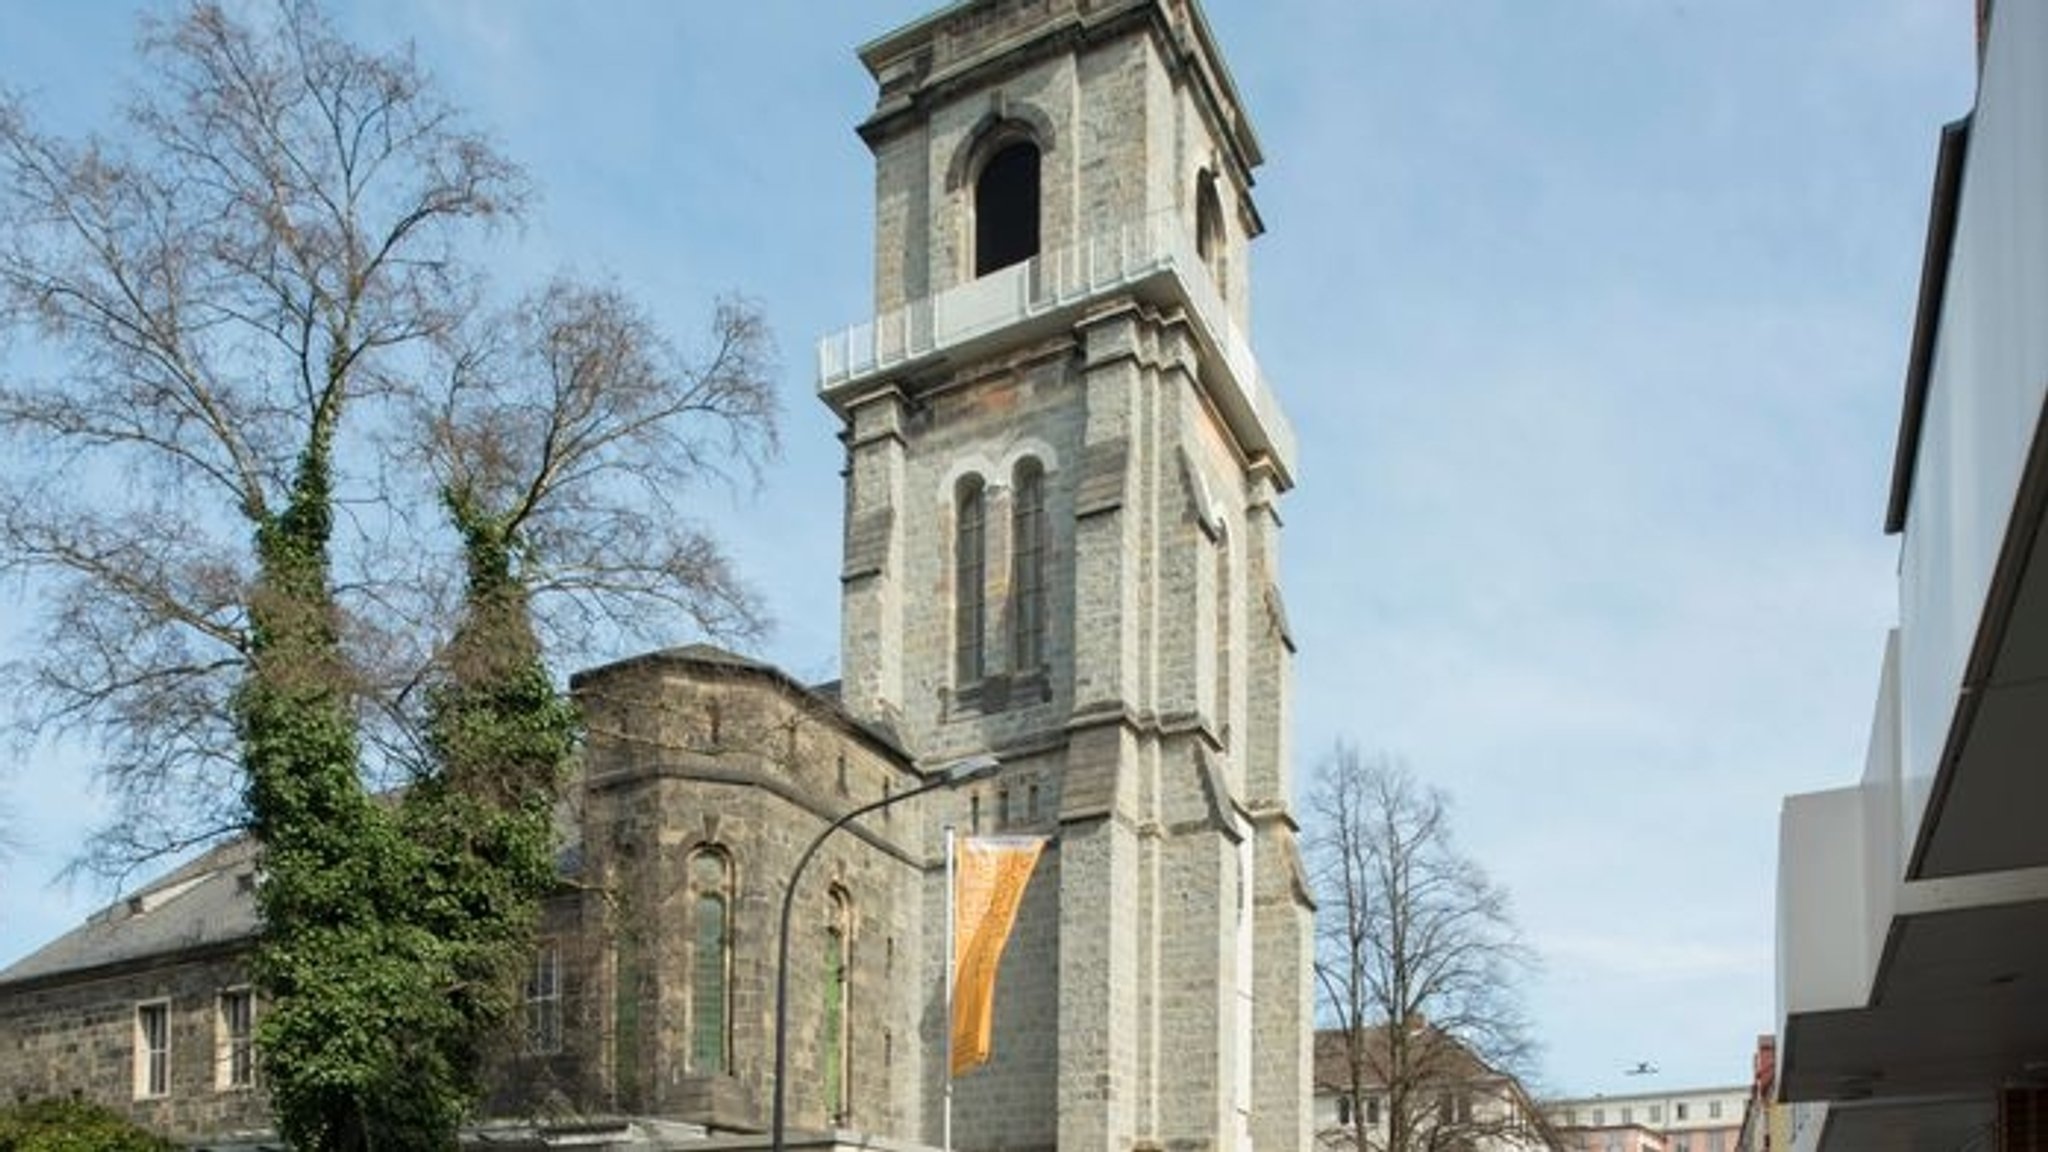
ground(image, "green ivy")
xmin=0 ymin=1099 xmax=178 ymax=1152
xmin=237 ymin=448 xmax=582 ymax=1150
xmin=240 ymin=425 xmax=410 ymax=1150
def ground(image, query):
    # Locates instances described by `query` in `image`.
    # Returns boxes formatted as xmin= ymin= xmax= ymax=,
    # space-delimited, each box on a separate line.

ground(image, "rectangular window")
xmin=135 ymin=1001 xmax=170 ymax=1099
xmin=1650 ymin=1104 xmax=1662 ymax=1123
xmin=1366 ymin=1095 xmax=1381 ymax=1126
xmin=1708 ymin=1100 xmax=1723 ymax=1120
xmin=216 ymin=989 xmax=254 ymax=1089
xmin=1622 ymin=1106 xmax=1633 ymax=1125
xmin=1676 ymin=1103 xmax=1689 ymax=1121
xmin=526 ymin=942 xmax=563 ymax=1055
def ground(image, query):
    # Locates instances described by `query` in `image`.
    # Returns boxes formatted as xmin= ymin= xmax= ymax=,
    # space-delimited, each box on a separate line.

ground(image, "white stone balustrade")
xmin=818 ymin=211 xmax=1298 ymax=482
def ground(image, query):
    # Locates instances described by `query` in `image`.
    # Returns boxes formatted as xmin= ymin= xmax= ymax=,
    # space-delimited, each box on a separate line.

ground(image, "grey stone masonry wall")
xmin=0 ymin=951 xmax=269 ymax=1143
xmin=840 ymin=387 xmax=911 ymax=734
xmin=828 ymin=2 xmax=1306 ymax=1150
xmin=1242 ymin=460 xmax=1292 ymax=812
xmin=572 ymin=650 xmax=930 ymax=1136
xmin=1252 ymin=816 xmax=1314 ymax=1152
xmin=856 ymin=0 xmax=1263 ymax=323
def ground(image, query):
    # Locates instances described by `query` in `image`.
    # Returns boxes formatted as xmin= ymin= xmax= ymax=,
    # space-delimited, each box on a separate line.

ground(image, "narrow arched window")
xmin=1010 ymin=459 xmax=1047 ymax=673
xmin=955 ymin=475 xmax=987 ymax=684
xmin=688 ymin=848 xmax=733 ymax=1074
xmin=823 ymin=887 xmax=853 ymax=1123
xmin=1195 ymin=171 xmax=1227 ymax=292
xmin=975 ymin=140 xmax=1041 ymax=277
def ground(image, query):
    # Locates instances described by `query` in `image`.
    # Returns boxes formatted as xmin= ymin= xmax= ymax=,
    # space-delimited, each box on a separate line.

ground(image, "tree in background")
xmin=0 ymin=3 xmax=775 ymax=1147
xmin=1306 ymin=745 xmax=1543 ymax=1152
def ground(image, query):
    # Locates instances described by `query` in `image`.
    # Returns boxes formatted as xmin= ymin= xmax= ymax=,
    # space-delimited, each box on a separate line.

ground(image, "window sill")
xmin=947 ymin=669 xmax=1051 ymax=718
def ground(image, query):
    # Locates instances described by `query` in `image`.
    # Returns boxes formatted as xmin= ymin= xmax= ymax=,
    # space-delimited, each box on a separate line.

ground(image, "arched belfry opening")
xmin=975 ymin=139 xmax=1041 ymax=276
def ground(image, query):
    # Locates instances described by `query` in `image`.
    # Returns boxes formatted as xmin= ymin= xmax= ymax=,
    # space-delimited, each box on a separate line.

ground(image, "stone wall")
xmin=0 ymin=950 xmax=269 ymax=1143
xmin=834 ymin=0 xmax=1311 ymax=1131
xmin=572 ymin=650 xmax=930 ymax=1136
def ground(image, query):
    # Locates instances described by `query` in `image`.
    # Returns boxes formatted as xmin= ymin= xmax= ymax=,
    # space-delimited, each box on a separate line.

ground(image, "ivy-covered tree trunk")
xmin=240 ymin=418 xmax=413 ymax=1151
xmin=242 ymin=448 xmax=574 ymax=1151
xmin=387 ymin=490 xmax=576 ymax=1140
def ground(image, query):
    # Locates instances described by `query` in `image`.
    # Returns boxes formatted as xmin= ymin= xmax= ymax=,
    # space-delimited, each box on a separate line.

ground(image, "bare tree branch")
xmin=410 ymin=277 xmax=779 ymax=666
xmin=1307 ymin=745 xmax=1552 ymax=1152
xmin=0 ymin=0 xmax=526 ymax=877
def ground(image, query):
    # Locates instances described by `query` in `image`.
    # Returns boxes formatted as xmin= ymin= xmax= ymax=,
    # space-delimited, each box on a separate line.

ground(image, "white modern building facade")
xmin=1775 ymin=2 xmax=2048 ymax=1150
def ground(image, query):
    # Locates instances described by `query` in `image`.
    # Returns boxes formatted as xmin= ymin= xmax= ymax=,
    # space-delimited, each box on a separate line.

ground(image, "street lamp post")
xmin=770 ymin=753 xmax=1000 ymax=1152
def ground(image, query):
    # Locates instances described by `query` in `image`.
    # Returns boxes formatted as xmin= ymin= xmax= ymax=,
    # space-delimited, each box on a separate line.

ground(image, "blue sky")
xmin=0 ymin=0 xmax=1977 ymax=1101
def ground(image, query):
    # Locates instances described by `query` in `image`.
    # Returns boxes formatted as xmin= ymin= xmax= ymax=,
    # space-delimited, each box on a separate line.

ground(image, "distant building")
xmin=1732 ymin=1036 xmax=1789 ymax=1152
xmin=0 ymin=0 xmax=1314 ymax=1149
xmin=1312 ymin=1026 xmax=1562 ymax=1151
xmin=1544 ymin=1085 xmax=1746 ymax=1152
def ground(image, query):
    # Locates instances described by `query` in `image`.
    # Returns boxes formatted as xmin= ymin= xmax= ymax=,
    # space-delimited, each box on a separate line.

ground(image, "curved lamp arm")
xmin=771 ymin=753 xmax=999 ymax=1151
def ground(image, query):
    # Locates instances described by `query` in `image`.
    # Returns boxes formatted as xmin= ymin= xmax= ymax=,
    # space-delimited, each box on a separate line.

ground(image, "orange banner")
xmin=950 ymin=835 xmax=1044 ymax=1076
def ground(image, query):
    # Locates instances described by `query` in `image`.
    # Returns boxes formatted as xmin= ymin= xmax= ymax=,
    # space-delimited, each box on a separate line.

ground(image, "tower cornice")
xmin=855 ymin=0 xmax=1263 ymax=188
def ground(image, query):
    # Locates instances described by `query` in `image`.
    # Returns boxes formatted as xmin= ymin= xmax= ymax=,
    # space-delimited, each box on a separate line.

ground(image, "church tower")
xmin=817 ymin=2 xmax=1311 ymax=1149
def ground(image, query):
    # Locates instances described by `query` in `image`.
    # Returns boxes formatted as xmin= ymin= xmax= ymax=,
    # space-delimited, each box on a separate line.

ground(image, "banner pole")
xmin=944 ymin=824 xmax=956 ymax=1152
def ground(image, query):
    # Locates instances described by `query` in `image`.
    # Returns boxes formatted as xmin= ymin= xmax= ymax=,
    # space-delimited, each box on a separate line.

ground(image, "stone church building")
xmin=0 ymin=1 xmax=1312 ymax=1149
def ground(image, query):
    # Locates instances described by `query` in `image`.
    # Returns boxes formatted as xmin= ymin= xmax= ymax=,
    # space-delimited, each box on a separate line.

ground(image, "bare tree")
xmin=418 ymin=277 xmax=777 ymax=661
xmin=1306 ymin=745 xmax=1547 ymax=1152
xmin=0 ymin=0 xmax=524 ymax=872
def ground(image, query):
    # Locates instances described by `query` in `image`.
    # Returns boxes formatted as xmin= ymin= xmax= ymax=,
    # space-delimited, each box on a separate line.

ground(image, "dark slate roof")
xmin=0 ymin=837 xmax=261 ymax=986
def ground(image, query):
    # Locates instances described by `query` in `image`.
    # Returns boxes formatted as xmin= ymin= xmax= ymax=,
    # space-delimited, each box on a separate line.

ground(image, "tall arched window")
xmin=1195 ymin=170 xmax=1227 ymax=293
xmin=687 ymin=848 xmax=733 ymax=1074
xmin=1011 ymin=459 xmax=1047 ymax=673
xmin=823 ymin=887 xmax=853 ymax=1124
xmin=955 ymin=475 xmax=987 ymax=684
xmin=975 ymin=140 xmax=1041 ymax=277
